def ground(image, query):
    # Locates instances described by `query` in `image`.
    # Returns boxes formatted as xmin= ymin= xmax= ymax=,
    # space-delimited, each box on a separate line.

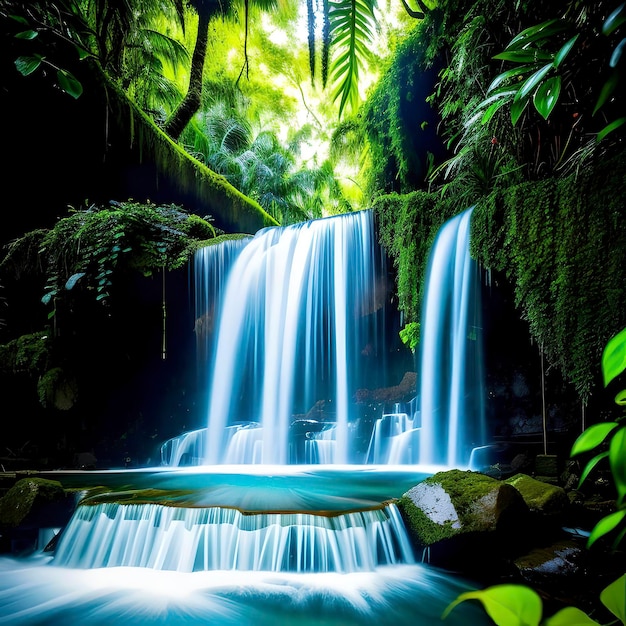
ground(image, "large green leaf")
xmin=610 ymin=37 xmax=625 ymax=67
xmin=534 ymin=76 xmax=561 ymax=119
xmin=328 ymin=0 xmax=376 ymax=118
xmin=510 ymin=93 xmax=529 ymax=125
xmin=571 ymin=422 xmax=619 ymax=456
xmin=493 ymin=49 xmax=553 ymax=63
xmin=544 ymin=607 xmax=599 ymax=625
xmin=487 ymin=65 xmax=540 ymax=92
xmin=517 ymin=64 xmax=552 ymax=100
xmin=57 ymin=69 xmax=83 ymax=99
xmin=506 ymin=19 xmax=567 ymax=50
xmin=609 ymin=427 xmax=626 ymax=503
xmin=578 ymin=450 xmax=609 ymax=488
xmin=15 ymin=29 xmax=38 ymax=40
xmin=594 ymin=71 xmax=620 ymax=114
xmin=553 ymin=34 xmax=579 ymax=67
xmin=587 ymin=509 xmax=626 ymax=548
xmin=602 ymin=327 xmax=626 ymax=386
xmin=442 ymin=585 xmax=542 ymax=626
xmin=600 ymin=574 xmax=626 ymax=623
xmin=597 ymin=117 xmax=626 ymax=142
xmin=14 ymin=54 xmax=44 ymax=76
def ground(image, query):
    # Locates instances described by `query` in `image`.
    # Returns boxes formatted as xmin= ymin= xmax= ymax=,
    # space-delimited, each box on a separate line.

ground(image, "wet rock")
xmin=398 ymin=469 xmax=529 ymax=571
xmin=0 ymin=477 xmax=75 ymax=554
xmin=514 ymin=540 xmax=585 ymax=586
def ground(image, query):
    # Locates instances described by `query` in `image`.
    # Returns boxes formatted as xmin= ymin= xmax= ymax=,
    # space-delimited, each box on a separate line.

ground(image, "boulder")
xmin=398 ymin=469 xmax=529 ymax=571
xmin=504 ymin=473 xmax=569 ymax=516
xmin=0 ymin=477 xmax=75 ymax=554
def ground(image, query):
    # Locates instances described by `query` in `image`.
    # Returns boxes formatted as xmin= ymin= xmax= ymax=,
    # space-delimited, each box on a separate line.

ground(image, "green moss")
xmin=373 ymin=191 xmax=457 ymax=322
xmin=399 ymin=493 xmax=459 ymax=545
xmin=0 ymin=478 xmax=66 ymax=527
xmin=399 ymin=470 xmax=514 ymax=546
xmin=103 ymin=71 xmax=278 ymax=233
xmin=471 ymin=148 xmax=626 ymax=399
xmin=505 ymin=473 xmax=568 ymax=515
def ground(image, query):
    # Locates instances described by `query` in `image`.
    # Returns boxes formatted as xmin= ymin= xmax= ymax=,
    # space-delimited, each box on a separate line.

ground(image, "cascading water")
xmin=418 ymin=208 xmax=485 ymax=467
xmin=54 ymin=501 xmax=413 ymax=573
xmin=0 ymin=209 xmax=492 ymax=626
xmin=163 ymin=207 xmax=485 ymax=468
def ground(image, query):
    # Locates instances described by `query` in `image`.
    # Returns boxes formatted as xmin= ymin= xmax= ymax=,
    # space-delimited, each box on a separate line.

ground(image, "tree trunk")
xmin=164 ymin=6 xmax=212 ymax=141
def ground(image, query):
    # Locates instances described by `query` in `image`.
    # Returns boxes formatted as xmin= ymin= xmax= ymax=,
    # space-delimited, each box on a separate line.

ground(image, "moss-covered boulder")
xmin=398 ymin=469 xmax=529 ymax=570
xmin=505 ymin=473 xmax=569 ymax=516
xmin=0 ymin=477 xmax=75 ymax=554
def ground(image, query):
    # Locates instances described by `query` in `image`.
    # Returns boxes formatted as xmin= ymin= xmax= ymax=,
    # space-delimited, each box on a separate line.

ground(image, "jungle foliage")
xmin=371 ymin=0 xmax=626 ymax=402
xmin=1 ymin=200 xmax=216 ymax=314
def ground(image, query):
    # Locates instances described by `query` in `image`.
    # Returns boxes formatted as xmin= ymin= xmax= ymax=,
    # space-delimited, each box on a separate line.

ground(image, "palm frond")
xmin=328 ymin=0 xmax=377 ymax=118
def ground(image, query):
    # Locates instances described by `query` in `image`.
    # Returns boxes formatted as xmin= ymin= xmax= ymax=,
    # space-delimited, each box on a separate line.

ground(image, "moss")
xmin=505 ymin=473 xmax=568 ymax=515
xmin=102 ymin=71 xmax=278 ymax=233
xmin=0 ymin=478 xmax=66 ymax=527
xmin=399 ymin=470 xmax=511 ymax=546
xmin=471 ymin=148 xmax=626 ymax=399
xmin=399 ymin=493 xmax=459 ymax=545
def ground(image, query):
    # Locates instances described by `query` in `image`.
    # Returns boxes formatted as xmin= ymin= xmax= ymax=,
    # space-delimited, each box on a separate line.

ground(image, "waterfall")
xmin=418 ymin=208 xmax=485 ymax=466
xmin=53 ymin=502 xmax=414 ymax=573
xmin=163 ymin=207 xmax=486 ymax=468
xmin=202 ymin=210 xmax=388 ymax=465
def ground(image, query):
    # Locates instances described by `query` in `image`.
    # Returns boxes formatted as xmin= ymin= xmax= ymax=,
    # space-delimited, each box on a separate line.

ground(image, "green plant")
xmin=399 ymin=321 xmax=420 ymax=352
xmin=442 ymin=575 xmax=625 ymax=626
xmin=483 ymin=19 xmax=578 ymax=126
xmin=570 ymin=326 xmax=626 ymax=548
xmin=442 ymin=327 xmax=626 ymax=625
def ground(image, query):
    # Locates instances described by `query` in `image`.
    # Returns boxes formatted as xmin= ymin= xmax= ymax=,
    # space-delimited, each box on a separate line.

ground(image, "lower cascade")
xmin=0 ymin=209 xmax=492 ymax=626
xmin=53 ymin=502 xmax=414 ymax=573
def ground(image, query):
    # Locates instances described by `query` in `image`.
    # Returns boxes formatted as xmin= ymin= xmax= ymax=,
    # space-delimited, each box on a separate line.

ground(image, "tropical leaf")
xmin=328 ymin=0 xmax=377 ymax=118
xmin=534 ymin=76 xmax=561 ymax=119
xmin=510 ymin=93 xmax=529 ymax=125
xmin=553 ymin=34 xmax=579 ymax=68
xmin=487 ymin=65 xmax=540 ymax=92
xmin=571 ymin=422 xmax=619 ymax=456
xmin=518 ymin=64 xmax=552 ymax=100
xmin=600 ymin=574 xmax=626 ymax=623
xmin=543 ymin=607 xmax=599 ymax=625
xmin=611 ymin=37 xmax=626 ymax=67
xmin=609 ymin=427 xmax=626 ymax=503
xmin=442 ymin=585 xmax=542 ymax=626
xmin=14 ymin=54 xmax=44 ymax=76
xmin=597 ymin=117 xmax=626 ymax=142
xmin=56 ymin=69 xmax=83 ymax=99
xmin=493 ymin=49 xmax=553 ymax=63
xmin=15 ymin=30 xmax=38 ymax=40
xmin=578 ymin=450 xmax=610 ymax=488
xmin=602 ymin=327 xmax=626 ymax=386
xmin=594 ymin=71 xmax=620 ymax=114
xmin=506 ymin=19 xmax=567 ymax=50
xmin=65 ymin=272 xmax=86 ymax=290
xmin=587 ymin=509 xmax=626 ymax=548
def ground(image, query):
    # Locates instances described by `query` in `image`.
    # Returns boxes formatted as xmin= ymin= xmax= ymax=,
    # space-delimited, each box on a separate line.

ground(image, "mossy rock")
xmin=505 ymin=473 xmax=569 ymax=516
xmin=399 ymin=469 xmax=528 ymax=547
xmin=0 ymin=478 xmax=66 ymax=527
